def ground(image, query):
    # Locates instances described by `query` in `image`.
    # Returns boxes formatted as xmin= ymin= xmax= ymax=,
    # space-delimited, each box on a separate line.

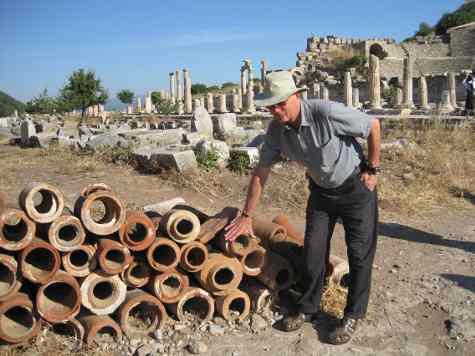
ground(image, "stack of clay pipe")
xmin=0 ymin=182 xmax=349 ymax=346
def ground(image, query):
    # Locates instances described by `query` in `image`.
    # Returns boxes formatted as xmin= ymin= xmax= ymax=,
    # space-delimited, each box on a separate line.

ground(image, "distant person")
xmin=463 ymin=72 xmax=474 ymax=116
xmin=224 ymin=70 xmax=381 ymax=345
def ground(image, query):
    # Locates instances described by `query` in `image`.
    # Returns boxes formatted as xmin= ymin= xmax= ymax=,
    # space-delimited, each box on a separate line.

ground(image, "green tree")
xmin=25 ymin=88 xmax=58 ymax=114
xmin=415 ymin=22 xmax=433 ymax=36
xmin=150 ymin=91 xmax=178 ymax=114
xmin=0 ymin=91 xmax=25 ymax=117
xmin=150 ymin=91 xmax=162 ymax=107
xmin=191 ymin=83 xmax=208 ymax=95
xmin=59 ymin=69 xmax=108 ymax=123
xmin=207 ymin=85 xmax=220 ymax=92
xmin=435 ymin=3 xmax=475 ymax=35
xmin=117 ymin=89 xmax=134 ymax=105
xmin=221 ymin=82 xmax=237 ymax=90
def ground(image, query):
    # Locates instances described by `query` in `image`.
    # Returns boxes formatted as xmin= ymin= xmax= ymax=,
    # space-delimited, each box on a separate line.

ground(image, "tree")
xmin=0 ymin=91 xmax=25 ymax=117
xmin=117 ymin=89 xmax=134 ymax=105
xmin=150 ymin=91 xmax=178 ymax=114
xmin=221 ymin=82 xmax=237 ymax=89
xmin=150 ymin=91 xmax=162 ymax=107
xmin=415 ymin=22 xmax=433 ymax=37
xmin=191 ymin=83 xmax=208 ymax=95
xmin=435 ymin=3 xmax=475 ymax=35
xmin=25 ymin=88 xmax=58 ymax=114
xmin=59 ymin=69 xmax=108 ymax=123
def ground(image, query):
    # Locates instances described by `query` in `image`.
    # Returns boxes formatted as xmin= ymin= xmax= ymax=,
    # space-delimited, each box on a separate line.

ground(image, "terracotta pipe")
xmin=0 ymin=254 xmax=22 ymax=302
xmin=80 ymin=314 xmax=123 ymax=345
xmin=146 ymin=238 xmax=181 ymax=272
xmin=119 ymin=211 xmax=155 ymax=251
xmin=19 ymin=182 xmax=64 ymax=223
xmin=0 ymin=208 xmax=35 ymax=251
xmin=52 ymin=318 xmax=85 ymax=342
xmin=36 ymin=270 xmax=81 ymax=323
xmin=121 ymin=259 xmax=151 ymax=288
xmin=272 ymin=214 xmax=304 ymax=245
xmin=239 ymin=244 xmax=266 ymax=276
xmin=62 ymin=245 xmax=97 ymax=277
xmin=257 ymin=249 xmax=295 ymax=291
xmin=80 ymin=272 xmax=127 ymax=315
xmin=239 ymin=278 xmax=273 ymax=312
xmin=179 ymin=241 xmax=208 ymax=272
xmin=148 ymin=269 xmax=189 ymax=304
xmin=172 ymin=204 xmax=210 ymax=223
xmin=252 ymin=217 xmax=287 ymax=243
xmin=96 ymin=239 xmax=132 ymax=275
xmin=198 ymin=207 xmax=239 ymax=243
xmin=80 ymin=183 xmax=112 ymax=198
xmin=20 ymin=238 xmax=61 ymax=284
xmin=116 ymin=289 xmax=168 ymax=336
xmin=48 ymin=215 xmax=86 ymax=252
xmin=167 ymin=287 xmax=214 ymax=322
xmin=215 ymin=233 xmax=258 ymax=257
xmin=74 ymin=190 xmax=126 ymax=236
xmin=194 ymin=253 xmax=243 ymax=296
xmin=215 ymin=289 xmax=250 ymax=321
xmin=0 ymin=292 xmax=41 ymax=344
xmin=160 ymin=209 xmax=200 ymax=244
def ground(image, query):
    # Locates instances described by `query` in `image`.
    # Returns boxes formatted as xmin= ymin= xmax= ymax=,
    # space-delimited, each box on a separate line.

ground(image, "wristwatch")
xmin=366 ymin=165 xmax=381 ymax=175
xmin=241 ymin=211 xmax=251 ymax=218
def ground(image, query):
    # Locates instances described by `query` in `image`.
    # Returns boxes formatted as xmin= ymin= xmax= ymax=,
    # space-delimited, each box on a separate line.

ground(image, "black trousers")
xmin=298 ymin=171 xmax=378 ymax=319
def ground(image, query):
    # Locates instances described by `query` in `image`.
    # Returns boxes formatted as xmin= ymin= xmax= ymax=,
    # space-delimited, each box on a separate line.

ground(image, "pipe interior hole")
xmin=229 ymin=297 xmax=245 ymax=317
xmin=33 ymin=190 xmax=57 ymax=215
xmin=128 ymin=301 xmax=160 ymax=331
xmin=130 ymin=263 xmax=148 ymax=280
xmin=1 ymin=306 xmax=34 ymax=338
xmin=92 ymin=281 xmax=117 ymax=308
xmin=127 ymin=223 xmax=147 ymax=242
xmin=41 ymin=282 xmax=77 ymax=315
xmin=162 ymin=276 xmax=181 ymax=297
xmin=187 ymin=247 xmax=205 ymax=267
xmin=233 ymin=235 xmax=250 ymax=251
xmin=69 ymin=249 xmax=89 ymax=267
xmin=214 ymin=267 xmax=234 ymax=286
xmin=52 ymin=322 xmax=77 ymax=337
xmin=95 ymin=326 xmax=117 ymax=342
xmin=90 ymin=200 xmax=107 ymax=223
xmin=276 ymin=269 xmax=291 ymax=285
xmin=58 ymin=225 xmax=78 ymax=242
xmin=182 ymin=296 xmax=210 ymax=320
xmin=25 ymin=248 xmax=55 ymax=279
xmin=96 ymin=197 xmax=120 ymax=225
xmin=2 ymin=215 xmax=27 ymax=242
xmin=176 ymin=219 xmax=193 ymax=235
xmin=0 ymin=263 xmax=14 ymax=295
xmin=244 ymin=250 xmax=265 ymax=269
xmin=152 ymin=245 xmax=176 ymax=266
xmin=340 ymin=273 xmax=350 ymax=288
xmin=105 ymin=250 xmax=125 ymax=271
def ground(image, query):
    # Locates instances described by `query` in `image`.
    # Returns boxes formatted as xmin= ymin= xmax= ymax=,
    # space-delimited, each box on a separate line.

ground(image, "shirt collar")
xmin=282 ymin=100 xmax=310 ymax=132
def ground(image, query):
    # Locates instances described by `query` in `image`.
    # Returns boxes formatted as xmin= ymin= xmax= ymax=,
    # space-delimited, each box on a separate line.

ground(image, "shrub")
xmin=228 ymin=151 xmax=251 ymax=175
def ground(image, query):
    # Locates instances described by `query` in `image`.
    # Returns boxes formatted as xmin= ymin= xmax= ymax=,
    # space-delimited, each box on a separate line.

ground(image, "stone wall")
xmin=449 ymin=22 xmax=475 ymax=57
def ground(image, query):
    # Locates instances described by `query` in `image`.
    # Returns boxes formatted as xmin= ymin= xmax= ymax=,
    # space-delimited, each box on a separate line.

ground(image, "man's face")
xmin=266 ymin=94 xmax=300 ymax=125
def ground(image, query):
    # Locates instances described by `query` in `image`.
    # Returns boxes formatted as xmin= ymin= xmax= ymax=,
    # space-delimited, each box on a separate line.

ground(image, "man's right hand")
xmin=224 ymin=215 xmax=254 ymax=242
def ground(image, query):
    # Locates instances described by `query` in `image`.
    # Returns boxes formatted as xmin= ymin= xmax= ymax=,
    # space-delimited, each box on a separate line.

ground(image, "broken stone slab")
xmin=55 ymin=136 xmax=80 ymax=149
xmin=212 ymin=113 xmax=237 ymax=140
xmin=0 ymin=117 xmax=15 ymax=128
xmin=85 ymin=134 xmax=129 ymax=151
xmin=191 ymin=107 xmax=213 ymax=138
xmin=195 ymin=139 xmax=230 ymax=168
xmin=20 ymin=119 xmax=36 ymax=147
xmin=133 ymin=147 xmax=198 ymax=173
xmin=182 ymin=132 xmax=207 ymax=146
xmin=143 ymin=197 xmax=186 ymax=217
xmin=29 ymin=133 xmax=57 ymax=148
xmin=119 ymin=128 xmax=185 ymax=148
xmin=230 ymin=147 xmax=260 ymax=167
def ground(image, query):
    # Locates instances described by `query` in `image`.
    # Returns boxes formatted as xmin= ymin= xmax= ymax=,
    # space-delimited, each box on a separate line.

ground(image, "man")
xmin=463 ymin=71 xmax=474 ymax=116
xmin=224 ymin=70 xmax=380 ymax=345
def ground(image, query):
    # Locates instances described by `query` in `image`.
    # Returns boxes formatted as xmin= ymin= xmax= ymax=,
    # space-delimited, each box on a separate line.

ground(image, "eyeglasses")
xmin=266 ymin=100 xmax=287 ymax=111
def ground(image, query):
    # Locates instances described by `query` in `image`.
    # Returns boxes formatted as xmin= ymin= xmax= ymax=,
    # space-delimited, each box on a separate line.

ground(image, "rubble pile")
xmin=0 ymin=182 xmax=349 ymax=350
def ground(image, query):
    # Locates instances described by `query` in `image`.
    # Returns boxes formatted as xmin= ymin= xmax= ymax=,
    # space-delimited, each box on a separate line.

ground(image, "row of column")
xmin=169 ymin=68 xmax=193 ymax=113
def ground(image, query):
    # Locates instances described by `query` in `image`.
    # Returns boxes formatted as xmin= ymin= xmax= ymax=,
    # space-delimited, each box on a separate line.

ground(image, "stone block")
xmin=133 ymin=148 xmax=198 ymax=173
xmin=85 ymin=134 xmax=129 ymax=151
xmin=230 ymin=147 xmax=260 ymax=167
xmin=191 ymin=107 xmax=213 ymax=138
xmin=182 ymin=132 xmax=207 ymax=146
xmin=119 ymin=128 xmax=185 ymax=148
xmin=20 ymin=119 xmax=36 ymax=147
xmin=195 ymin=139 xmax=230 ymax=168
xmin=212 ymin=113 xmax=237 ymax=140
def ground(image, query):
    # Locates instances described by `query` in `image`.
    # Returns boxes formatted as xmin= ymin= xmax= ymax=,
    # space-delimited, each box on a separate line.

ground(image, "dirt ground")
xmin=0 ymin=141 xmax=474 ymax=356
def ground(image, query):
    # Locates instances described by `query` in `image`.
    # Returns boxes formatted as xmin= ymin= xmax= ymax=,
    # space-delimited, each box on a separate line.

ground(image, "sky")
xmin=0 ymin=0 xmax=466 ymax=103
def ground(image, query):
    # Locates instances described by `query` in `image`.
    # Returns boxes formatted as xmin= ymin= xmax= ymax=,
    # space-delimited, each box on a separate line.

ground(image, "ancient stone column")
xmin=241 ymin=70 xmax=247 ymax=95
xmin=260 ymin=60 xmax=267 ymax=86
xmin=183 ymin=69 xmax=193 ymax=113
xmin=352 ymin=88 xmax=361 ymax=108
xmin=206 ymin=93 xmax=214 ymax=113
xmin=246 ymin=72 xmax=255 ymax=113
xmin=439 ymin=90 xmax=454 ymax=113
xmin=344 ymin=71 xmax=353 ymax=107
xmin=237 ymin=88 xmax=243 ymax=112
xmin=175 ymin=69 xmax=182 ymax=102
xmin=136 ymin=96 xmax=142 ymax=113
xmin=144 ymin=91 xmax=152 ymax=114
xmin=319 ymin=83 xmax=326 ymax=99
xmin=322 ymin=86 xmax=330 ymax=101
xmin=232 ymin=89 xmax=240 ymax=113
xmin=448 ymin=72 xmax=457 ymax=108
xmin=369 ymin=54 xmax=382 ymax=109
xmin=394 ymin=88 xmax=403 ymax=107
xmin=192 ymin=99 xmax=201 ymax=111
xmin=177 ymin=101 xmax=184 ymax=115
xmin=218 ymin=94 xmax=227 ymax=113
xmin=419 ymin=76 xmax=430 ymax=110
xmin=127 ymin=104 xmax=132 ymax=114
xmin=401 ymin=57 xmax=414 ymax=108
xmin=169 ymin=72 xmax=176 ymax=104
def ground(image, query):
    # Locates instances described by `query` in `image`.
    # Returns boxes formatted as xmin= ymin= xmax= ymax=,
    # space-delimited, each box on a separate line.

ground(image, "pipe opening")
xmin=186 ymin=248 xmax=205 ymax=267
xmin=182 ymin=296 xmax=210 ymax=320
xmin=176 ymin=219 xmax=193 ymax=235
xmin=92 ymin=281 xmax=117 ymax=308
xmin=1 ymin=306 xmax=34 ymax=338
xmin=95 ymin=326 xmax=117 ymax=342
xmin=58 ymin=225 xmax=79 ymax=242
xmin=69 ymin=249 xmax=89 ymax=267
xmin=92 ymin=197 xmax=120 ymax=225
xmin=214 ymin=268 xmax=234 ymax=286
xmin=130 ymin=264 xmax=148 ymax=280
xmin=340 ymin=274 xmax=350 ymax=288
xmin=127 ymin=223 xmax=147 ymax=242
xmin=2 ymin=215 xmax=28 ymax=242
xmin=162 ymin=276 xmax=180 ymax=297
xmin=229 ymin=297 xmax=245 ymax=317
xmin=52 ymin=322 xmax=78 ymax=337
xmin=152 ymin=245 xmax=176 ymax=266
xmin=128 ymin=301 xmax=160 ymax=331
xmin=105 ymin=250 xmax=125 ymax=270
xmin=244 ymin=250 xmax=265 ymax=269
xmin=33 ymin=190 xmax=57 ymax=215
xmin=0 ymin=263 xmax=14 ymax=295
xmin=276 ymin=269 xmax=291 ymax=285
xmin=233 ymin=235 xmax=250 ymax=251
xmin=90 ymin=200 xmax=106 ymax=223
xmin=24 ymin=248 xmax=55 ymax=280
xmin=40 ymin=282 xmax=78 ymax=315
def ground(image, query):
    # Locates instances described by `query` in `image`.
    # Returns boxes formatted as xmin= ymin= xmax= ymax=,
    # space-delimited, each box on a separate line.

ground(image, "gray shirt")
xmin=257 ymin=99 xmax=373 ymax=188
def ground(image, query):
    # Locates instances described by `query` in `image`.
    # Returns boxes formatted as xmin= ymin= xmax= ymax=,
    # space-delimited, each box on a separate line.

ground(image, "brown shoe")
xmin=328 ymin=317 xmax=359 ymax=345
xmin=281 ymin=312 xmax=313 ymax=332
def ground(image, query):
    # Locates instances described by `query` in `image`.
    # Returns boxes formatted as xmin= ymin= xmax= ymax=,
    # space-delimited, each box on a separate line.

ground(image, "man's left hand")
xmin=361 ymin=172 xmax=377 ymax=191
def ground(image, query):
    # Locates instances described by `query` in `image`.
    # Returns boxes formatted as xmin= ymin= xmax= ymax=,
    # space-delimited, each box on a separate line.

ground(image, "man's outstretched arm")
xmin=362 ymin=118 xmax=381 ymax=191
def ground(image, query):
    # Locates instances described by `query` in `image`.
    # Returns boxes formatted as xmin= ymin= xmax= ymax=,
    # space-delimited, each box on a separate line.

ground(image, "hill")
xmin=0 ymin=90 xmax=25 ymax=117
